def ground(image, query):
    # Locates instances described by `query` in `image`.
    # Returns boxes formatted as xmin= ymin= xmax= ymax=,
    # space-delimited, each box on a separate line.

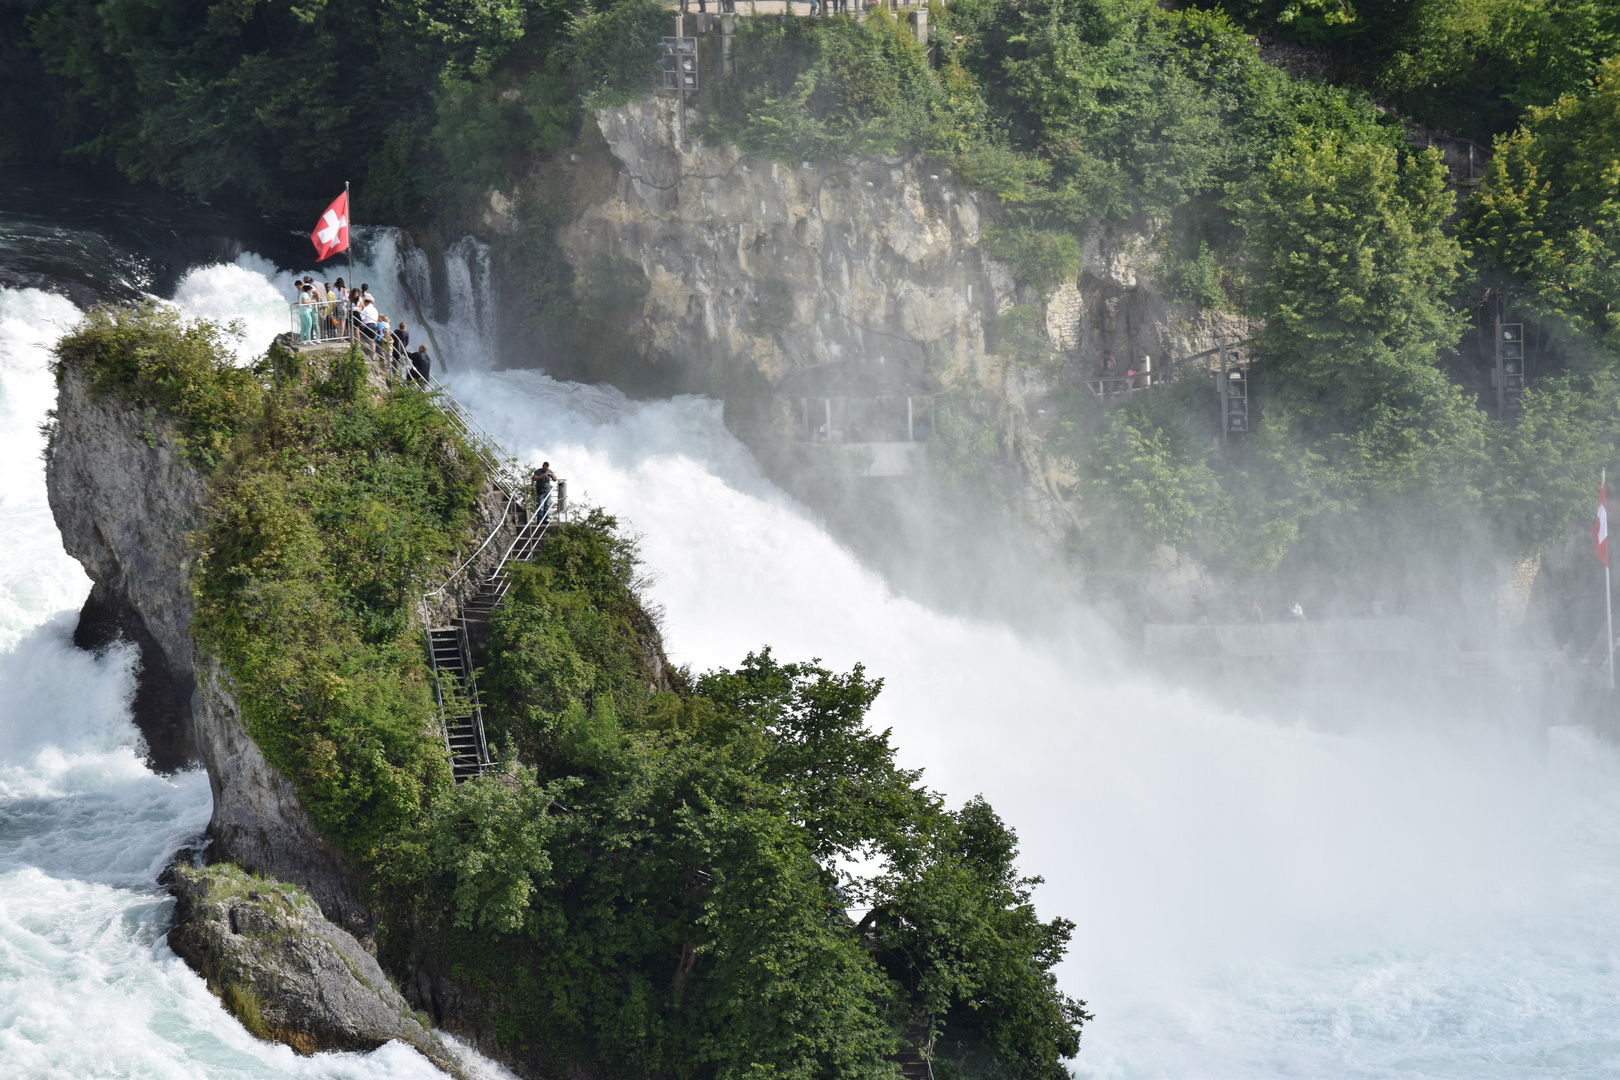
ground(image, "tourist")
xmin=1290 ymin=601 xmax=1305 ymax=622
xmin=335 ymin=284 xmax=352 ymax=339
xmin=410 ymin=345 xmax=431 ymax=384
xmin=393 ymin=321 xmax=410 ymax=365
xmin=323 ymin=281 xmax=338 ymax=339
xmin=296 ymin=283 xmax=317 ymax=342
xmin=532 ymin=461 xmax=557 ymax=508
xmin=1243 ymin=599 xmax=1263 ymax=623
xmin=357 ymin=294 xmax=380 ymax=341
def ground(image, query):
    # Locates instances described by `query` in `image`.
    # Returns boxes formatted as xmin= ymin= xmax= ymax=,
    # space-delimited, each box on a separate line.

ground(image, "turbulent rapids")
xmin=6 ymin=182 xmax=1620 ymax=1080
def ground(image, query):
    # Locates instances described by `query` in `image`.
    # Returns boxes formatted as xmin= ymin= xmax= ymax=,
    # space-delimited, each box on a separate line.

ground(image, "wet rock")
xmin=46 ymin=359 xmax=369 ymax=939
xmin=166 ymin=863 xmax=463 ymax=1076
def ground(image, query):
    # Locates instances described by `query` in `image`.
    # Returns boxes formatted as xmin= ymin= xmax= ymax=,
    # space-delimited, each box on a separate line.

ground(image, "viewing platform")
xmin=1145 ymin=617 xmax=1433 ymax=660
xmin=779 ymin=358 xmax=942 ymax=477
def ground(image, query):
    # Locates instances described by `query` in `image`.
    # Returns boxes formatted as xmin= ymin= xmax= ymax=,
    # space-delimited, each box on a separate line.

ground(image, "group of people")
xmin=1098 ymin=353 xmax=1152 ymax=393
xmin=291 ymin=275 xmax=431 ymax=383
xmin=1236 ymin=599 xmax=1306 ymax=623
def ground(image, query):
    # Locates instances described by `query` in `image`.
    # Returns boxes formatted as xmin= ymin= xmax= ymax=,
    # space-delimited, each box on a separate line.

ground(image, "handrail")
xmin=422 ymin=489 xmax=520 ymax=605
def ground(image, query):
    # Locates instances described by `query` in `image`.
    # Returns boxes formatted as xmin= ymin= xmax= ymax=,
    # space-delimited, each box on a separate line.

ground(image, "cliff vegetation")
xmin=54 ymin=305 xmax=1087 ymax=1077
xmin=12 ymin=0 xmax=1620 ymax=588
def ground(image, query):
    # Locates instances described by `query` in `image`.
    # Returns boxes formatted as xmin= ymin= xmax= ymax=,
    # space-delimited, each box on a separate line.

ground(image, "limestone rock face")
xmin=564 ymin=96 xmax=1250 ymax=390
xmin=167 ymin=864 xmax=461 ymax=1074
xmin=559 ymin=95 xmax=1254 ymax=552
xmin=45 ymin=362 xmax=365 ymax=938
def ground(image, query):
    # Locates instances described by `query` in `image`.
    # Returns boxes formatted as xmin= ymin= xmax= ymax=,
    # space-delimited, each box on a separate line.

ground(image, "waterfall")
xmin=5 ymin=200 xmax=1620 ymax=1078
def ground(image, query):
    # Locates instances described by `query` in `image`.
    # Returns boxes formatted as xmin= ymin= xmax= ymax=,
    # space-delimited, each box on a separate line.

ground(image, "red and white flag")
xmin=1595 ymin=478 xmax=1609 ymax=567
xmin=310 ymin=190 xmax=349 ymax=261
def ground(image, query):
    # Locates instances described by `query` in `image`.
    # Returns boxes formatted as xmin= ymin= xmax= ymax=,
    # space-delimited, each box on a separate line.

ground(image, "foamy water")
xmin=7 ymin=243 xmax=1620 ymax=1078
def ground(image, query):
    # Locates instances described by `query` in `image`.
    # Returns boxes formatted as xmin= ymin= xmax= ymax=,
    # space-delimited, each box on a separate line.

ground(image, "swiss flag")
xmin=1595 ymin=479 xmax=1609 ymax=567
xmin=310 ymin=191 xmax=349 ymax=261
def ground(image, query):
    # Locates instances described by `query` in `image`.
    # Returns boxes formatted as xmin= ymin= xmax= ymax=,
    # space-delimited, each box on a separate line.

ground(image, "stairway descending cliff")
xmin=413 ymin=370 xmax=563 ymax=782
xmin=426 ymin=505 xmax=555 ymax=782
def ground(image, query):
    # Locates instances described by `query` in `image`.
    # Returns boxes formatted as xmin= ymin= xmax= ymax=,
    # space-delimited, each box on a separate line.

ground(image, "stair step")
xmin=430 ymin=497 xmax=557 ymax=783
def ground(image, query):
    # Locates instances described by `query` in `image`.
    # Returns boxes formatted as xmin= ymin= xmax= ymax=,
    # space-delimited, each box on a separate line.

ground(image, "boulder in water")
xmin=166 ymin=863 xmax=463 ymax=1076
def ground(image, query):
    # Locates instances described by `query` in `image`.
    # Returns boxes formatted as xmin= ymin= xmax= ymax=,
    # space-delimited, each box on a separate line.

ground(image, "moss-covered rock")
xmin=166 ymin=864 xmax=462 ymax=1075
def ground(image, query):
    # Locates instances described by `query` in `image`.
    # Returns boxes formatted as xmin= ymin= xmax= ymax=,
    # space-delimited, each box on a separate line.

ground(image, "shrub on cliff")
xmin=53 ymin=302 xmax=263 ymax=471
xmin=452 ymin=603 xmax=1091 ymax=1078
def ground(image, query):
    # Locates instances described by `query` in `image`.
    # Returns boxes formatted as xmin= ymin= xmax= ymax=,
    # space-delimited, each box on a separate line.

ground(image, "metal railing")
xmin=289 ymin=299 xmax=354 ymax=344
xmin=1083 ymin=370 xmax=1168 ymax=402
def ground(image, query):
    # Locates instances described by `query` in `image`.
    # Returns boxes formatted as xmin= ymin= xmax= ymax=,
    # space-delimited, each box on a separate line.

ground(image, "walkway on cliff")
xmin=287 ymin=316 xmax=563 ymax=782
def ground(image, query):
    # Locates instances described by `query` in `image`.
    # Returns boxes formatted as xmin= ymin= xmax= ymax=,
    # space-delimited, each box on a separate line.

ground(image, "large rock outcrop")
xmin=549 ymin=94 xmax=1252 ymax=560
xmin=46 ymin=361 xmax=371 ymax=936
xmin=167 ymin=864 xmax=463 ymax=1074
xmin=563 ymin=96 xmax=1247 ymax=394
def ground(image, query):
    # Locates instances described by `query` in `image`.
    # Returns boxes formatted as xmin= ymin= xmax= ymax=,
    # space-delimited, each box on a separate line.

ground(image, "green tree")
xmin=1462 ymin=56 xmax=1620 ymax=350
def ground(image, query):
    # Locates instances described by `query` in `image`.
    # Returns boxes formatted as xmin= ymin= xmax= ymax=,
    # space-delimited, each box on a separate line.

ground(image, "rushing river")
xmin=3 ymin=169 xmax=1620 ymax=1079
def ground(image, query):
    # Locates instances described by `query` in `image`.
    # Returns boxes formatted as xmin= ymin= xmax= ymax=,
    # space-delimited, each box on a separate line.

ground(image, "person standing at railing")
xmin=322 ymin=281 xmax=338 ymax=340
xmin=358 ymin=294 xmax=380 ymax=342
xmin=333 ymin=279 xmax=350 ymax=339
xmin=393 ymin=321 xmax=410 ymax=369
xmin=378 ymin=314 xmax=395 ymax=365
xmin=532 ymin=462 xmax=556 ymax=510
xmin=409 ymin=344 xmax=431 ymax=384
xmin=296 ymin=282 xmax=318 ymax=342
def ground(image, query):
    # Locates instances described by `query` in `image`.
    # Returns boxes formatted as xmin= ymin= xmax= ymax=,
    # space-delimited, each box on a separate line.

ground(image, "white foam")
xmin=0 ymin=288 xmax=94 ymax=647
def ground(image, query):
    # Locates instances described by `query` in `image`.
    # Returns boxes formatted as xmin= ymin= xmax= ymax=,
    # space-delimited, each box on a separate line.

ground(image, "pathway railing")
xmin=283 ymin=295 xmax=570 ymax=782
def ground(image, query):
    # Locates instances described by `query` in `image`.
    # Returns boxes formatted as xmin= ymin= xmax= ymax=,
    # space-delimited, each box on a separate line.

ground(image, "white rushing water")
xmin=443 ymin=370 xmax=1620 ymax=1080
xmin=6 ymin=246 xmax=1620 ymax=1079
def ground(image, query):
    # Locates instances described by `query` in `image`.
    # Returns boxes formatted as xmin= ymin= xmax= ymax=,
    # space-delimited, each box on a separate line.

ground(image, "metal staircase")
xmin=460 ymin=507 xmax=551 ymax=639
xmin=422 ymin=485 xmax=561 ymax=782
xmin=428 ymin=623 xmax=490 ymax=781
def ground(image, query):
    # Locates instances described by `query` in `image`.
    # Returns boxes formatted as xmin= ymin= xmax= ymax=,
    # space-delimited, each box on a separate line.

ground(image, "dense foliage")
xmin=17 ymin=0 xmax=1620 ymax=591
xmin=54 ymin=308 xmax=1086 ymax=1078
xmin=1190 ymin=0 xmax=1620 ymax=144
xmin=3 ymin=0 xmax=667 ymax=218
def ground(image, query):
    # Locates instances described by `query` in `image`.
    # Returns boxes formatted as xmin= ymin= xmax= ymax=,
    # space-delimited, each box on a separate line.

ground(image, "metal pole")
xmin=1608 ymin=469 xmax=1615 ymax=691
xmin=1494 ymin=293 xmax=1506 ymax=421
xmin=674 ymin=15 xmax=685 ymax=148
xmin=346 ymin=180 xmax=353 ymax=302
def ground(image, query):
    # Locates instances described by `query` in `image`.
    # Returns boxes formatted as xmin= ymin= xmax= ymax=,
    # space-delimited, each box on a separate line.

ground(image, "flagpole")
xmin=1607 ymin=468 xmax=1614 ymax=691
xmin=345 ymin=181 xmax=353 ymax=299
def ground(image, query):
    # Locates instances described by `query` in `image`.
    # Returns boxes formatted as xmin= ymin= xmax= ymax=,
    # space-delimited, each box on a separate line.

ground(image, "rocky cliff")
xmin=47 ymin=360 xmax=373 ymax=937
xmin=554 ymin=94 xmax=1251 ymax=536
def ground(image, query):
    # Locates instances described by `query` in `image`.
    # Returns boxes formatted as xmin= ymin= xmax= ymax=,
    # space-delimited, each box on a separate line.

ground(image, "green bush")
xmin=54 ymin=302 xmax=263 ymax=471
xmin=568 ymin=0 xmax=673 ymax=110
xmin=983 ymin=227 xmax=1081 ymax=296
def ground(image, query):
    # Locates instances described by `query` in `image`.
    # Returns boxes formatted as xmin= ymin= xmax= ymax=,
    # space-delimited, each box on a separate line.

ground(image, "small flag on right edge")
xmin=1595 ymin=477 xmax=1609 ymax=567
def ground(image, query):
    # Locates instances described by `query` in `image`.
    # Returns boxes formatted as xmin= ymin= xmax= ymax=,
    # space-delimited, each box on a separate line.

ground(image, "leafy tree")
xmin=1228 ymin=127 xmax=1476 ymax=453
xmin=1462 ymin=57 xmax=1620 ymax=350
